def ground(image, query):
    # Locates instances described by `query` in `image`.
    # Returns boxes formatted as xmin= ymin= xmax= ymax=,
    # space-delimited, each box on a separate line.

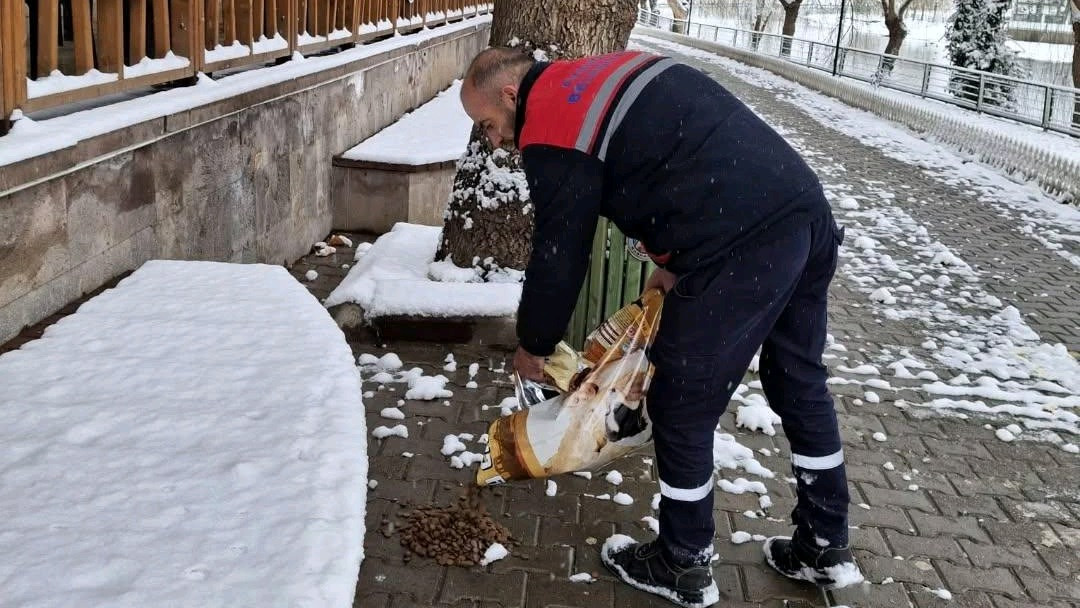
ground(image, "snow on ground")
xmin=733 ymin=394 xmax=781 ymax=435
xmin=341 ymin=81 xmax=473 ymax=165
xmin=0 ymin=261 xmax=367 ymax=607
xmin=324 ymin=223 xmax=521 ymax=317
xmin=0 ymin=15 xmax=492 ymax=168
xmin=631 ymin=36 xmax=1080 ymax=445
xmin=633 ymin=36 xmax=1080 ymax=269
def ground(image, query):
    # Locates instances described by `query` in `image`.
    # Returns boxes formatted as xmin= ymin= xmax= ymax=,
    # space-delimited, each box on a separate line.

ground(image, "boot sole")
xmin=601 ymin=542 xmax=720 ymax=608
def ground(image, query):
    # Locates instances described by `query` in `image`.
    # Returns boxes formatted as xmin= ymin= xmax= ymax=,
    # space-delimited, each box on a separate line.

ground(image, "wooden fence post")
xmin=72 ymin=0 xmax=94 ymax=74
xmin=152 ymin=0 xmax=173 ymax=58
xmin=97 ymin=0 xmax=126 ymax=75
xmin=1 ymin=0 xmax=29 ymax=131
xmin=36 ymin=0 xmax=60 ymax=77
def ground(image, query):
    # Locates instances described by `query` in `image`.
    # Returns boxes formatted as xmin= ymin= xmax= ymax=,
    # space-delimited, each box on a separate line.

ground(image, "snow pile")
xmin=324 ymin=223 xmax=522 ymax=317
xmin=441 ymin=434 xmax=468 ymax=455
xmin=735 ymin=394 xmax=782 ymax=436
xmin=373 ymin=425 xmax=408 ymax=439
xmin=405 ymin=374 xmax=453 ymax=400
xmin=717 ymin=478 xmax=768 ymax=495
xmin=713 ymin=432 xmax=775 ymax=478
xmin=605 ymin=470 xmax=624 ymax=485
xmin=479 ymin=543 xmax=509 ymax=566
xmin=612 ymin=493 xmax=634 ymax=506
xmin=731 ymin=531 xmax=767 ymax=544
xmin=546 ymin=480 xmax=558 ymax=496
xmin=569 ymin=573 xmax=595 ymax=583
xmin=0 ymin=260 xmax=367 ymax=607
xmin=380 ymin=407 xmax=405 ymax=420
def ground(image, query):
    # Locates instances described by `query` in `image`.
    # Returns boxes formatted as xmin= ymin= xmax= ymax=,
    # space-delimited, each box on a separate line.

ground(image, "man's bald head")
xmin=460 ymin=47 xmax=535 ymax=149
xmin=464 ymin=47 xmax=535 ymax=97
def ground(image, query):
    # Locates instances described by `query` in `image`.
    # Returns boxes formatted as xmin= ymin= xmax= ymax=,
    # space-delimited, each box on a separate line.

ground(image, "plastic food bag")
xmin=477 ymin=289 xmax=665 ymax=485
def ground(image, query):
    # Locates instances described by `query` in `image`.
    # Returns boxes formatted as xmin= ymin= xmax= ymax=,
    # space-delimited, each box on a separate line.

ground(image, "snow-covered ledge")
xmin=325 ymin=223 xmax=521 ymax=344
xmin=0 ymin=261 xmax=368 ymax=607
xmin=331 ymin=81 xmax=474 ymax=233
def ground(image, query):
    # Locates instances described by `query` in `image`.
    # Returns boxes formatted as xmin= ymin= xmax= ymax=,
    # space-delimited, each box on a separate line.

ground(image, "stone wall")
xmin=0 ymin=20 xmax=490 ymax=344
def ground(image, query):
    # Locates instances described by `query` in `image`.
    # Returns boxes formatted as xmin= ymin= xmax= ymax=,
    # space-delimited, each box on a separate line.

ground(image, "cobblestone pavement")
xmin=285 ymin=41 xmax=1080 ymax=608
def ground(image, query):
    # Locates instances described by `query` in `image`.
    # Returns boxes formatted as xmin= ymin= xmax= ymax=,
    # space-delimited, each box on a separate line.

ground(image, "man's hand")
xmin=513 ymin=346 xmax=546 ymax=382
xmin=644 ymin=267 xmax=677 ymax=294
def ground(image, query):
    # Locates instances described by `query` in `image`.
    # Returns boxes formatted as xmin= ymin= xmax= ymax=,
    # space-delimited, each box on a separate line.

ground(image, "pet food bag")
xmin=477 ymin=288 xmax=665 ymax=485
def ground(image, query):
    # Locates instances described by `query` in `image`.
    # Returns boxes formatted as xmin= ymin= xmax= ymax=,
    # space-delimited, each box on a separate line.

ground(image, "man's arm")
xmin=516 ymin=145 xmax=604 ymax=357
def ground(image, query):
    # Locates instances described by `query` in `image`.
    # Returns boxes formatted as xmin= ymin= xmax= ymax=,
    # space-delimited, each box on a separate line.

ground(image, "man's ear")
xmin=500 ymin=84 xmax=518 ymax=106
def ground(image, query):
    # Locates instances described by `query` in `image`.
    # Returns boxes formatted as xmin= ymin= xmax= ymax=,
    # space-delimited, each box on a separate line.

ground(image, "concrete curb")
xmin=635 ymin=26 xmax=1080 ymax=205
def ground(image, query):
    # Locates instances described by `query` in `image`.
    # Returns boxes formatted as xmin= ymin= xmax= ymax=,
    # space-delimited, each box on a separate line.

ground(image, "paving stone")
xmin=846 ymin=463 xmax=891 ymax=487
xmin=912 ymin=513 xmax=991 ymax=543
xmin=356 ymin=557 xmax=443 ymax=605
xmin=440 ymin=568 xmax=526 ymax=607
xmin=922 ymin=438 xmax=993 ymax=461
xmin=1001 ymin=499 xmax=1076 ymax=524
xmin=537 ymin=518 xmax=615 ymax=548
xmin=855 ymin=551 xmax=944 ymax=588
xmin=354 ymin=591 xmax=392 ymax=608
xmin=926 ymin=490 xmax=1008 ymax=520
xmin=947 ymin=473 xmax=1027 ymax=500
xmin=883 ymin=530 xmax=967 ymax=563
xmin=524 ymin=572 xmax=616 ymax=608
xmin=861 ymin=484 xmax=938 ymax=514
xmin=742 ymin=562 xmax=826 ymax=603
xmin=849 ymin=504 xmax=912 ymax=532
xmin=936 ymin=562 xmax=1025 ymax=599
xmin=830 ymin=580 xmax=914 ymax=607
xmin=957 ymin=538 xmax=1045 ymax=572
xmin=488 ymin=545 xmax=572 ymax=576
xmin=884 ymin=470 xmax=956 ymax=495
xmin=505 ymin=486 xmax=580 ymax=522
xmin=850 ymin=527 xmax=891 ymax=556
xmin=1033 ymin=543 xmax=1080 ymax=577
xmin=909 ymin=588 xmax=995 ymax=608
xmin=1014 ymin=570 xmax=1080 ymax=603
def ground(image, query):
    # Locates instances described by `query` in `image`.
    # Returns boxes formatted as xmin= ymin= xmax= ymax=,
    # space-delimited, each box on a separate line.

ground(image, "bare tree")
xmin=435 ymin=0 xmax=638 ymax=274
xmin=778 ymin=0 xmax=804 ymax=56
xmin=749 ymin=0 xmax=776 ymax=49
xmin=875 ymin=0 xmax=917 ymax=76
xmin=666 ymin=0 xmax=689 ymax=34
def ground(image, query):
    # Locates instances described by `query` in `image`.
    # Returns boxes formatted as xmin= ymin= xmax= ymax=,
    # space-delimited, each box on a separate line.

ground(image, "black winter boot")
xmin=763 ymin=535 xmax=863 ymax=589
xmin=601 ymin=535 xmax=719 ymax=608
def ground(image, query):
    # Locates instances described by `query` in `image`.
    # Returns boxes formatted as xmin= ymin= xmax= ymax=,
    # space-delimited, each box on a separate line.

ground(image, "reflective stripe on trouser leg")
xmin=659 ymin=476 xmax=714 ymax=502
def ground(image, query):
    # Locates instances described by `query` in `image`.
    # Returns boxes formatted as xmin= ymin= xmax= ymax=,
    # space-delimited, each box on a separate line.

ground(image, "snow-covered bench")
xmin=332 ymin=81 xmax=473 ymax=233
xmin=0 ymin=260 xmax=368 ymax=607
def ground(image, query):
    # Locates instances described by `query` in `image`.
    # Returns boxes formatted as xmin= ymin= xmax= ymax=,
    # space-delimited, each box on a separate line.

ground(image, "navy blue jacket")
xmin=514 ymin=51 xmax=824 ymax=357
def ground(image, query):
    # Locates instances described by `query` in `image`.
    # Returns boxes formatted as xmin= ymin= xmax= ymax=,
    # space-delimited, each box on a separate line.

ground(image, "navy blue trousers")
xmin=646 ymin=200 xmax=849 ymax=565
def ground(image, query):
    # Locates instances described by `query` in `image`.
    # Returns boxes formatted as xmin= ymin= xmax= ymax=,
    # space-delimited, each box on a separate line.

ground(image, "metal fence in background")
xmin=637 ymin=9 xmax=1080 ymax=137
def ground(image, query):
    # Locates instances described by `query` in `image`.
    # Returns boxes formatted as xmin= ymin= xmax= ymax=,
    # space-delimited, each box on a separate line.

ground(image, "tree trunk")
xmin=884 ymin=14 xmax=907 ymax=56
xmin=780 ymin=0 xmax=803 ymax=56
xmin=752 ymin=13 xmax=771 ymax=49
xmin=666 ymin=0 xmax=687 ymax=34
xmin=435 ymin=0 xmax=638 ymax=275
xmin=878 ymin=11 xmax=907 ymax=76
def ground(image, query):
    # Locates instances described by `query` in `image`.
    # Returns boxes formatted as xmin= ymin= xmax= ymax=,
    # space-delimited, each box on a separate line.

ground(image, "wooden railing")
xmin=0 ymin=0 xmax=491 ymax=130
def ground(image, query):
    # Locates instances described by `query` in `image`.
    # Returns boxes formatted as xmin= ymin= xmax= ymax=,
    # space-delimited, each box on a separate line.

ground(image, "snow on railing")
xmin=635 ymin=16 xmax=1080 ymax=205
xmin=0 ymin=0 xmax=492 ymax=133
xmin=637 ymin=9 xmax=1080 ymax=139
